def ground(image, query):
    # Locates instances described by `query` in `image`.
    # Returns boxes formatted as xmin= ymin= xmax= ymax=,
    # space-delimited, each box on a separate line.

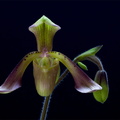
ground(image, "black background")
xmin=0 ymin=0 xmax=119 ymax=120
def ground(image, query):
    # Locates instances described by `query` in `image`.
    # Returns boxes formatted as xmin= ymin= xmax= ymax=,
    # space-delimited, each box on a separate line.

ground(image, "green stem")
xmin=40 ymin=96 xmax=51 ymax=120
xmin=56 ymin=69 xmax=69 ymax=85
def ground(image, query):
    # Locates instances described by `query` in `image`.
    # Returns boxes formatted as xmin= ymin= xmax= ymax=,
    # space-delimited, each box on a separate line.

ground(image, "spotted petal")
xmin=0 ymin=51 xmax=41 ymax=93
xmin=48 ymin=51 xmax=102 ymax=93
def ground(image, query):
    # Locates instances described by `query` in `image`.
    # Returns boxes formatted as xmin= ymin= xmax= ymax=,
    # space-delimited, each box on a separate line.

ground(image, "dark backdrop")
xmin=0 ymin=0 xmax=119 ymax=120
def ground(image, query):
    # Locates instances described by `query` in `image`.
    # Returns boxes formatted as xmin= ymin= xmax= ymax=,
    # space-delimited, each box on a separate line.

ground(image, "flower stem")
xmin=56 ymin=69 xmax=69 ymax=85
xmin=40 ymin=95 xmax=51 ymax=120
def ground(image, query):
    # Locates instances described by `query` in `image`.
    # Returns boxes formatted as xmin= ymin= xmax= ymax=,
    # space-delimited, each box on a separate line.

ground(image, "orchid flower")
xmin=0 ymin=15 xmax=103 ymax=97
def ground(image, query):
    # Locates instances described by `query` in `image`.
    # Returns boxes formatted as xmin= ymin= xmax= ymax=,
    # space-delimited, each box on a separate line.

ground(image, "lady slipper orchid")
xmin=0 ymin=15 xmax=102 ymax=97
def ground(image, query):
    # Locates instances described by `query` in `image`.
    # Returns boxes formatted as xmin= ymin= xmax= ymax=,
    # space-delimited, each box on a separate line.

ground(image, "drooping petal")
xmin=0 ymin=51 xmax=41 ymax=94
xmin=93 ymin=70 xmax=109 ymax=103
xmin=29 ymin=15 xmax=61 ymax=52
xmin=33 ymin=57 xmax=60 ymax=96
xmin=48 ymin=51 xmax=102 ymax=93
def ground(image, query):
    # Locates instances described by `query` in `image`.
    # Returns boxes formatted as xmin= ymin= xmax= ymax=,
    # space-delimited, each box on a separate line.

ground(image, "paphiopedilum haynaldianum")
xmin=0 ymin=15 xmax=109 ymax=103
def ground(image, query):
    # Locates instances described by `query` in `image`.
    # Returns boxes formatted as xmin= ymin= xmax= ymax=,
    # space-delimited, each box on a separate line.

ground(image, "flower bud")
xmin=93 ymin=70 xmax=109 ymax=103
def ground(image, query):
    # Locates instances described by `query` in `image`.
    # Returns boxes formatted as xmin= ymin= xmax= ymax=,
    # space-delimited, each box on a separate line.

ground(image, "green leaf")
xmin=74 ymin=45 xmax=103 ymax=62
xmin=78 ymin=62 xmax=88 ymax=70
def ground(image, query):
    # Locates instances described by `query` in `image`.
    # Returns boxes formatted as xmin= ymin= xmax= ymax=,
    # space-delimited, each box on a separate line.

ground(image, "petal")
xmin=93 ymin=70 xmax=109 ymax=103
xmin=48 ymin=51 xmax=102 ymax=93
xmin=0 ymin=51 xmax=41 ymax=94
xmin=33 ymin=57 xmax=60 ymax=96
xmin=29 ymin=15 xmax=61 ymax=52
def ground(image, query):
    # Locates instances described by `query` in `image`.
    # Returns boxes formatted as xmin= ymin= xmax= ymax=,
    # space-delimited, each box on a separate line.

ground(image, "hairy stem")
xmin=40 ymin=96 xmax=51 ymax=120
